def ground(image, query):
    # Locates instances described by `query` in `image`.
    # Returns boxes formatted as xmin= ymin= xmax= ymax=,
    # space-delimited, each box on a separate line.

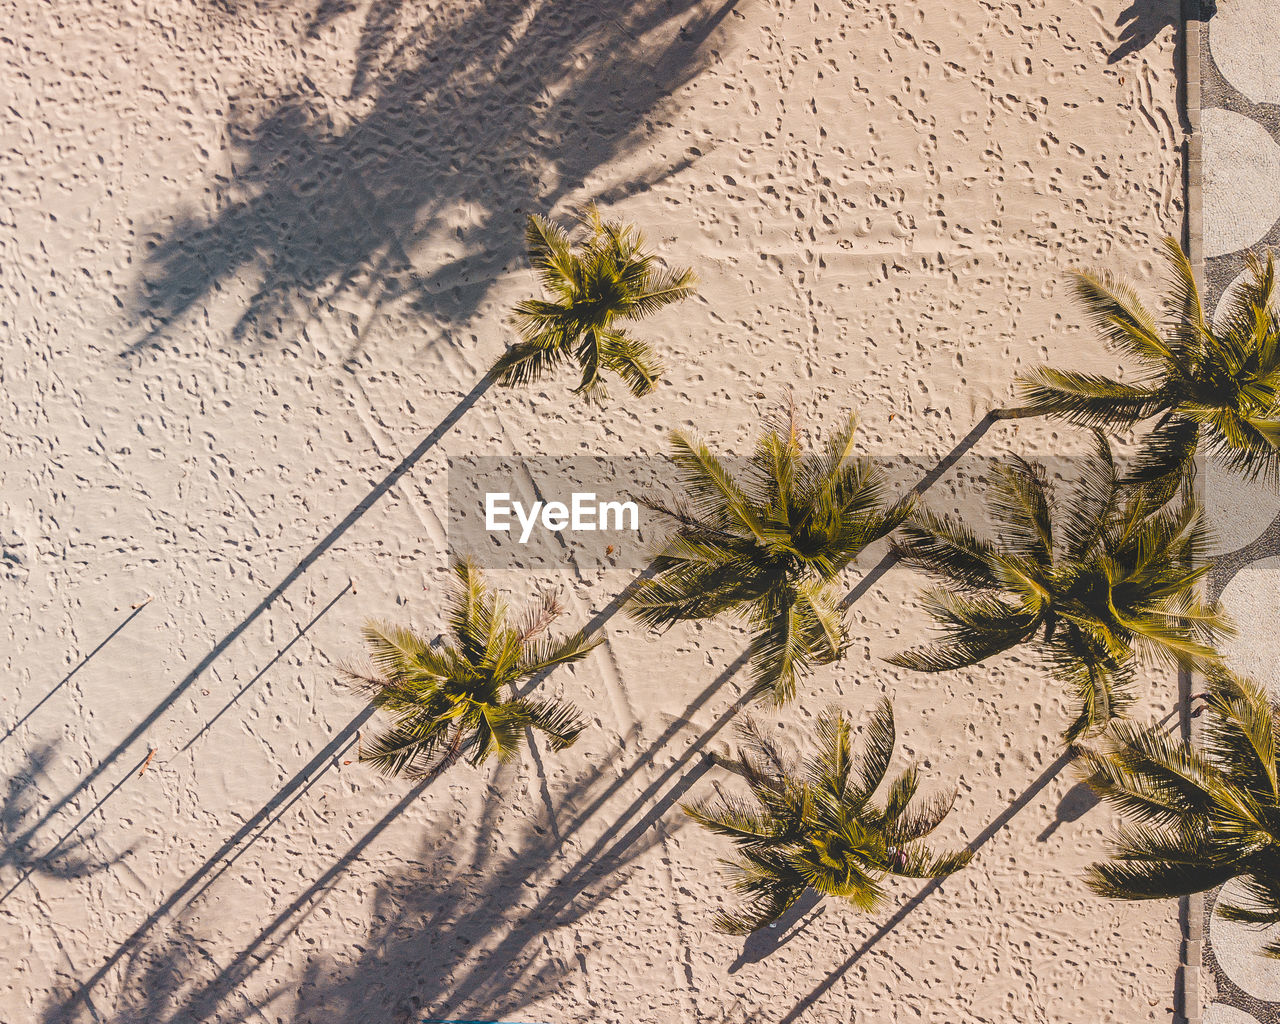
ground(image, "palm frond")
xmin=892 ymin=842 xmax=973 ymax=879
xmin=991 ymin=457 xmax=1054 ymax=563
xmin=625 ymin=264 xmax=698 ymax=318
xmin=886 ymin=591 xmax=1039 ymax=672
xmin=598 ymin=327 xmax=664 ymax=396
xmin=524 ymin=214 xmax=577 ymax=298
xmin=1125 ymin=415 xmax=1200 ymax=487
xmin=357 ymin=620 xmax=432 ymax=682
xmin=892 ymin=510 xmax=1001 ymax=591
xmin=1014 ymin=367 xmax=1162 ymax=428
xmin=1070 ymin=268 xmax=1176 ymax=365
xmin=511 ymin=697 xmax=588 ymax=751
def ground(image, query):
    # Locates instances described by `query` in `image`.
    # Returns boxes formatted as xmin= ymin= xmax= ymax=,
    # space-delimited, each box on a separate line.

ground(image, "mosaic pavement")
xmin=1199 ymin=1 xmax=1280 ymax=1021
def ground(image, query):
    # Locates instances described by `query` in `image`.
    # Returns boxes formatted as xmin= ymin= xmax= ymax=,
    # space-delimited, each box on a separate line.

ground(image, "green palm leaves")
xmin=685 ymin=700 xmax=971 ymax=934
xmin=1013 ymin=240 xmax=1280 ymax=483
xmin=628 ymin=411 xmax=912 ymax=705
xmin=489 ymin=207 xmax=696 ymax=401
xmin=889 ymin=434 xmax=1229 ymax=741
xmin=345 ymin=560 xmax=597 ymax=778
xmin=1077 ymin=672 xmax=1280 ymax=955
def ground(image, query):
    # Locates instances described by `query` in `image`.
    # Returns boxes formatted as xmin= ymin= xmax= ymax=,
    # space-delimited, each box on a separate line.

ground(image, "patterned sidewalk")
xmin=1196 ymin=2 xmax=1280 ymax=1022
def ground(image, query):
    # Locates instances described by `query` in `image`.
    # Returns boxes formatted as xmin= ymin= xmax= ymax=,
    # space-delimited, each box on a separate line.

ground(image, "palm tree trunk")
xmin=989 ymin=405 xmax=1044 ymax=421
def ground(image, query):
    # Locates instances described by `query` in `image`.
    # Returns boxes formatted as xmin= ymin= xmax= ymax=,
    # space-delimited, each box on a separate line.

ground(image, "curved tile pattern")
xmin=1211 ymin=880 xmax=1280 ymax=1002
xmin=1202 ymin=109 xmax=1280 ymax=258
xmin=1210 ymin=0 xmax=1280 ymax=104
xmin=1206 ymin=1005 xmax=1264 ymax=1024
xmin=1201 ymin=8 xmax=1280 ymax=1020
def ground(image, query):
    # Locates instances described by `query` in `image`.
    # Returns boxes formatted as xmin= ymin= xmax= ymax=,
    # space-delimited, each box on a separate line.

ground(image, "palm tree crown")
xmin=489 ymin=206 xmax=696 ymax=401
xmin=889 ymin=435 xmax=1228 ymax=741
xmin=685 ymin=700 xmax=971 ymax=934
xmin=345 ymin=559 xmax=597 ymax=778
xmin=1013 ymin=240 xmax=1280 ymax=483
xmin=1077 ymin=672 xmax=1280 ymax=956
xmin=627 ymin=410 xmax=912 ymax=705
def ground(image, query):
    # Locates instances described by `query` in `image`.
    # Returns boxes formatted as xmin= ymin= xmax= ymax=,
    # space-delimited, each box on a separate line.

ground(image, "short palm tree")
xmin=627 ymin=409 xmax=913 ymax=705
xmin=888 ymin=434 xmax=1229 ymax=741
xmin=1004 ymin=240 xmax=1280 ymax=483
xmin=344 ymin=559 xmax=597 ymax=778
xmin=1077 ymin=671 xmax=1280 ymax=956
xmin=685 ymin=700 xmax=971 ymax=934
xmin=489 ymin=206 xmax=696 ymax=401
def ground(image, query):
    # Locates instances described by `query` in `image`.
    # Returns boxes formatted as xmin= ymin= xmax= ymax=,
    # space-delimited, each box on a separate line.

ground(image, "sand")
xmin=1 ymin=0 xmax=1185 ymax=1021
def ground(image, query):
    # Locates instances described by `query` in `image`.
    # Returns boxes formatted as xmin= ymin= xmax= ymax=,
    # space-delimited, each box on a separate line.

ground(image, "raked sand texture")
xmin=2 ymin=2 xmax=1184 ymax=1023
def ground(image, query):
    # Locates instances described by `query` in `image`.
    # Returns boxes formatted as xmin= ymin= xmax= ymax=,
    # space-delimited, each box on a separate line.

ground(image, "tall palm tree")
xmin=1002 ymin=241 xmax=1280 ymax=483
xmin=1077 ymin=671 xmax=1280 ymax=956
xmin=489 ymin=206 xmax=696 ymax=401
xmin=344 ymin=559 xmax=597 ymax=778
xmin=627 ymin=409 xmax=913 ymax=705
xmin=888 ymin=434 xmax=1229 ymax=741
xmin=685 ymin=700 xmax=971 ymax=934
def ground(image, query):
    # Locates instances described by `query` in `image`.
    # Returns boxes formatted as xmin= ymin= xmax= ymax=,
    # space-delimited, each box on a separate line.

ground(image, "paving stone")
xmin=1202 ymin=109 xmax=1280 ymax=258
xmin=1210 ymin=880 xmax=1280 ymax=1002
xmin=1209 ymin=0 xmax=1280 ymax=105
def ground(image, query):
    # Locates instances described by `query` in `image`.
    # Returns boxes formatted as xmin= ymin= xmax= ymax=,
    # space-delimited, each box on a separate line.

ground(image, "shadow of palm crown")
xmin=134 ymin=0 xmax=733 ymax=352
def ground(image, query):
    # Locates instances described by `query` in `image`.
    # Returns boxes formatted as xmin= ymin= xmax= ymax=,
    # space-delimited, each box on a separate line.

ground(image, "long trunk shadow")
xmin=5 ymin=583 xmax=355 ymax=909
xmin=776 ymin=751 xmax=1074 ymax=1024
xmin=177 ymin=580 xmax=353 ymax=756
xmin=13 ymin=377 xmax=490 ymax=861
xmin=908 ymin=412 xmax=997 ymax=499
xmin=1 ymin=599 xmax=152 ymax=747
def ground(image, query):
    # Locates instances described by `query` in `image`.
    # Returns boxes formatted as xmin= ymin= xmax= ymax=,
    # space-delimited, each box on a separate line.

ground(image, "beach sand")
xmin=1 ymin=0 xmax=1185 ymax=1021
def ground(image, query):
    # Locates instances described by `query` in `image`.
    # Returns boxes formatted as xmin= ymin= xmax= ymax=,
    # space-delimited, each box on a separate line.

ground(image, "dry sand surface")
xmin=1 ymin=0 xmax=1187 ymax=1021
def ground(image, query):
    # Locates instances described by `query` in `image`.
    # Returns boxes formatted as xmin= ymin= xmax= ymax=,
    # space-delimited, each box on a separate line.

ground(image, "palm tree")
xmin=1077 ymin=671 xmax=1280 ymax=956
xmin=627 ymin=409 xmax=913 ymax=705
xmin=888 ymin=434 xmax=1229 ymax=741
xmin=344 ymin=559 xmax=597 ymax=778
xmin=489 ymin=206 xmax=696 ymax=401
xmin=1001 ymin=240 xmax=1280 ymax=483
xmin=685 ymin=700 xmax=971 ymax=934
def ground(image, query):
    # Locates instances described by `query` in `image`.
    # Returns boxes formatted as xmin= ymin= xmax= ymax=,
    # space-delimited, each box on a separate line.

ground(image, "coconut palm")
xmin=627 ymin=409 xmax=913 ymax=705
xmin=489 ymin=206 xmax=696 ymax=401
xmin=888 ymin=434 xmax=1229 ymax=741
xmin=344 ymin=559 xmax=597 ymax=778
xmin=1002 ymin=241 xmax=1280 ymax=483
xmin=685 ymin=700 xmax=971 ymax=934
xmin=1077 ymin=671 xmax=1280 ymax=956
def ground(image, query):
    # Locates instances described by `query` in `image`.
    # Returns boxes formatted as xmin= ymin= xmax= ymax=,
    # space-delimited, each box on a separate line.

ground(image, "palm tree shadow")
xmin=130 ymin=0 xmax=738 ymax=356
xmin=1109 ymin=0 xmax=1214 ymax=65
xmin=0 ymin=742 xmax=129 ymax=891
xmin=727 ymin=889 xmax=824 ymax=974
xmin=292 ymin=759 xmax=686 ymax=1024
xmin=1036 ymin=781 xmax=1099 ymax=842
xmin=40 ymin=753 xmax=679 ymax=1024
